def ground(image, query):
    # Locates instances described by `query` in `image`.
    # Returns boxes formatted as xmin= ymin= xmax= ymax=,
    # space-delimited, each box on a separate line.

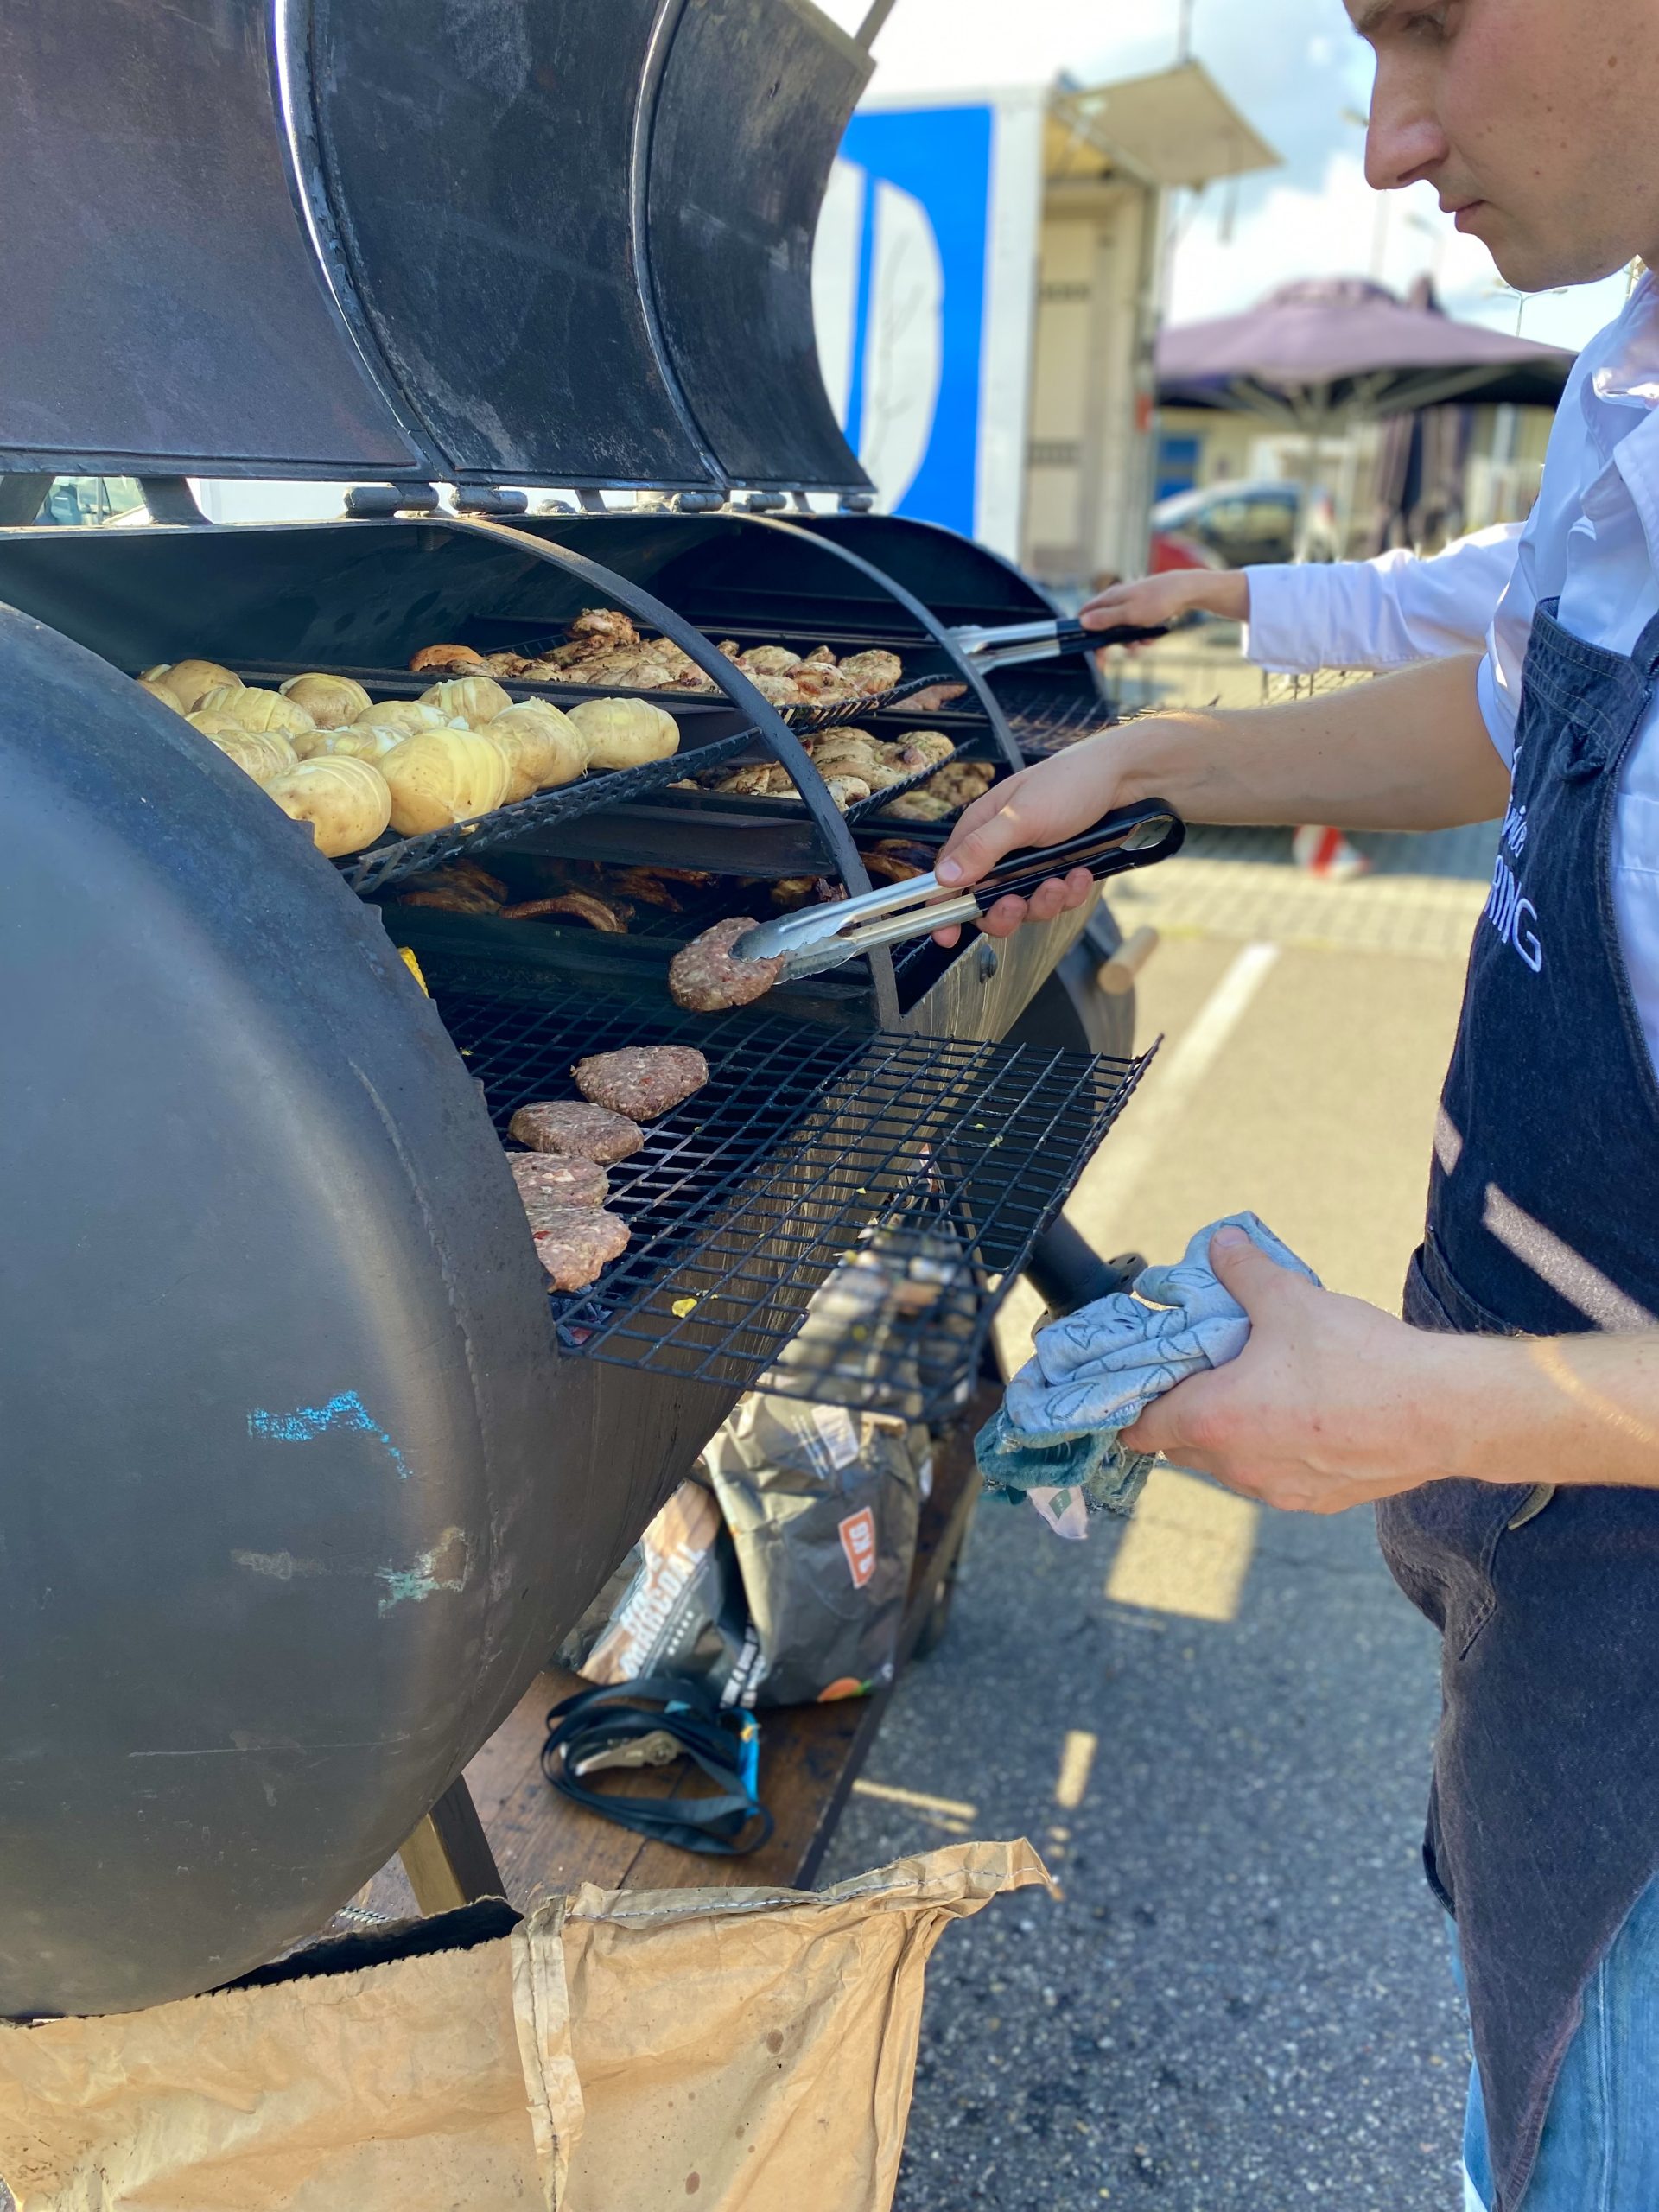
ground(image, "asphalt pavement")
xmin=821 ymin=831 xmax=1491 ymax=2210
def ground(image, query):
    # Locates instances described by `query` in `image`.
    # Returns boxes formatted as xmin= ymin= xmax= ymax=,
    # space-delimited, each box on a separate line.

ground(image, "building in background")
xmin=814 ymin=61 xmax=1277 ymax=589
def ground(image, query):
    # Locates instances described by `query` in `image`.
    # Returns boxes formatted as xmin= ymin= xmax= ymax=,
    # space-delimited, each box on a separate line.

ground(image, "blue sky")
xmin=819 ymin=0 xmax=1630 ymax=353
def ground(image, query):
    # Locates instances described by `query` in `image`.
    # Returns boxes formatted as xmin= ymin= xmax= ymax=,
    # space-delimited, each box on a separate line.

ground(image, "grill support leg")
xmin=397 ymin=1777 xmax=505 ymax=1913
xmin=1022 ymin=1218 xmax=1143 ymax=1319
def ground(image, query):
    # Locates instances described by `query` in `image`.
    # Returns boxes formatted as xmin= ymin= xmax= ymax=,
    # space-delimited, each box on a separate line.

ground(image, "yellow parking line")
xmin=1105 ymin=1465 xmax=1259 ymax=1623
xmin=1054 ymin=1731 xmax=1097 ymax=1811
xmin=852 ymin=1779 xmax=978 ymax=1822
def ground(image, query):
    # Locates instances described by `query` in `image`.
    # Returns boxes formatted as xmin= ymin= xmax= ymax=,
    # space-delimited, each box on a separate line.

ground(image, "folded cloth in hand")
xmin=976 ymin=1213 xmax=1319 ymax=1522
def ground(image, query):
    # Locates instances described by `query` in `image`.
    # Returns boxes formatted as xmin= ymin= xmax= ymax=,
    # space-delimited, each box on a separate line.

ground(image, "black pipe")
xmin=1021 ymin=1218 xmax=1144 ymax=1319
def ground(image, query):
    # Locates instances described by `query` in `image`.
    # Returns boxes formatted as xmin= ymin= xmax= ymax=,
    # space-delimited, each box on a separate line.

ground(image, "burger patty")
xmin=668 ymin=917 xmax=785 ymax=1013
xmin=529 ymin=1205 xmax=632 ymax=1292
xmin=573 ymin=1046 xmax=709 ymax=1121
xmin=509 ymin=1152 xmax=611 ymax=1211
xmin=508 ymin=1099 xmax=645 ymax=1164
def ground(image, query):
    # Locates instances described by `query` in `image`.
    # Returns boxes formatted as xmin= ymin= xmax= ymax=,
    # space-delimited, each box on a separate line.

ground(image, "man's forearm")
xmin=1443 ymin=1330 xmax=1659 ymax=1490
xmin=1113 ymin=650 xmax=1510 ymax=832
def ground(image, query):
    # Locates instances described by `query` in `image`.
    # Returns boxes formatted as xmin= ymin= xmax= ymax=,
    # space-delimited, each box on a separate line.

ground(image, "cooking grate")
xmin=439 ymin=987 xmax=1154 ymax=1416
xmin=993 ymin=679 xmax=1114 ymax=756
xmin=337 ymin=728 xmax=759 ymax=897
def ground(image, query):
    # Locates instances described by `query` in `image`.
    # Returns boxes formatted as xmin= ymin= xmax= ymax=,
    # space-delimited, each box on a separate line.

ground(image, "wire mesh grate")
xmin=993 ymin=678 xmax=1116 ymax=757
xmin=439 ymin=987 xmax=1155 ymax=1417
xmin=337 ymin=728 xmax=759 ymax=897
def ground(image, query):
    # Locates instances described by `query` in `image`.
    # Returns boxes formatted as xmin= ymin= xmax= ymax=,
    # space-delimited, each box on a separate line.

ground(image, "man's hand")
xmin=1120 ymin=1228 xmax=1466 ymax=1513
xmin=1082 ymin=569 xmax=1249 ymax=634
xmin=932 ymin=735 xmax=1128 ymax=943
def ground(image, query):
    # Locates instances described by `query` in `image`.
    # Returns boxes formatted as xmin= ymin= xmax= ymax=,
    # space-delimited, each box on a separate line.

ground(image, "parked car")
xmin=1150 ymin=478 xmax=1336 ymax=569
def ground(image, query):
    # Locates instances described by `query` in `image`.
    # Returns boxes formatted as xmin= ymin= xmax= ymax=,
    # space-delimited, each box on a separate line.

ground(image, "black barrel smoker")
xmin=0 ymin=0 xmax=1163 ymax=2018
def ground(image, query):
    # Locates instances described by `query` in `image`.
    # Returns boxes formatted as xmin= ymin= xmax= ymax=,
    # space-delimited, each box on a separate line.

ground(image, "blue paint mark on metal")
xmin=247 ymin=1391 xmax=410 ymax=1480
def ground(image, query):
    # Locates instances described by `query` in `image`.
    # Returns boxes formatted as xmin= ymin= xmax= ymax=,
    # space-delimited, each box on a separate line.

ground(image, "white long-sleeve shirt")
xmin=1243 ymin=524 xmax=1523 ymax=675
xmin=1477 ymin=275 xmax=1659 ymax=1075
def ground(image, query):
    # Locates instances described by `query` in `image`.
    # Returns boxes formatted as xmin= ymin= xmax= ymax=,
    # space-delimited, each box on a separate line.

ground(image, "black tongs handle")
xmin=1053 ymin=615 xmax=1169 ymax=654
xmin=976 ymin=798 xmax=1185 ymax=906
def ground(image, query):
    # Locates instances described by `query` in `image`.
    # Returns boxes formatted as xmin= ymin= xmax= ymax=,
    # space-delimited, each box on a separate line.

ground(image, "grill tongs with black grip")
xmin=734 ymin=800 xmax=1185 ymax=982
xmin=950 ymin=614 xmax=1168 ymax=671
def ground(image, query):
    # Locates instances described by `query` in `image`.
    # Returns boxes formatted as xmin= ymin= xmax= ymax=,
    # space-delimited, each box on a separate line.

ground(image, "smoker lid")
xmin=0 ymin=0 xmax=872 ymax=493
xmin=0 ymin=0 xmax=432 ymax=480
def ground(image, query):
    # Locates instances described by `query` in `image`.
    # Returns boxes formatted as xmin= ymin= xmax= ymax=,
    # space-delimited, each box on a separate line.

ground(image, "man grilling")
xmin=936 ymin=3 xmax=1659 ymax=2205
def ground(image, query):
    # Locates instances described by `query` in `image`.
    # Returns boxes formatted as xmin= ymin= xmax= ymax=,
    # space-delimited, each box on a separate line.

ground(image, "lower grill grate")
xmin=440 ymin=988 xmax=1154 ymax=1417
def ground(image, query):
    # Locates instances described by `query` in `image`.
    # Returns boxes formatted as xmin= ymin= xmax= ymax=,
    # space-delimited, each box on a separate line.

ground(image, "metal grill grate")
xmin=338 ymin=728 xmax=759 ymax=896
xmin=439 ymin=988 xmax=1154 ymax=1417
xmin=993 ymin=679 xmax=1114 ymax=757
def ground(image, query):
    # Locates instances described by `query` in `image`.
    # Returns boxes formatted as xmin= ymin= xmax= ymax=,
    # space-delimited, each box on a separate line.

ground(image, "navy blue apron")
xmin=1376 ymin=601 xmax=1659 ymax=2210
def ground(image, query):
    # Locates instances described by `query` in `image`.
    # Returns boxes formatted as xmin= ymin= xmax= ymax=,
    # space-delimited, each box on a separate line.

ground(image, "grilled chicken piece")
xmin=397 ymin=861 xmax=510 ymax=911
xmin=836 ymin=649 xmax=905 ymax=695
xmin=879 ymin=791 xmax=956 ymax=823
xmin=476 ymin=652 xmax=535 ymax=678
xmin=901 ymin=731 xmax=957 ymax=768
xmin=771 ymin=875 xmax=848 ymax=911
xmin=499 ymin=892 xmax=632 ymax=931
xmin=715 ymin=763 xmax=796 ymax=797
xmin=569 ymin=608 xmax=639 ymax=651
xmin=398 ymin=886 xmax=501 ymax=914
xmin=863 ymin=849 xmax=929 ymax=886
xmin=410 ymin=643 xmax=488 ymax=674
xmin=925 ymin=762 xmax=998 ymax=809
xmin=902 ymin=681 xmax=969 ymax=715
xmin=738 ymin=646 xmax=803 ymax=677
xmin=606 ymin=868 xmax=685 ymax=912
xmin=802 ymin=645 xmax=837 ymax=665
xmin=823 ymin=775 xmax=872 ymax=811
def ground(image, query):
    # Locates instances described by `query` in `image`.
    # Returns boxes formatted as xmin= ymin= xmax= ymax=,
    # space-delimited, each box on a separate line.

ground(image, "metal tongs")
xmin=734 ymin=799 xmax=1186 ymax=982
xmin=950 ymin=614 xmax=1168 ymax=672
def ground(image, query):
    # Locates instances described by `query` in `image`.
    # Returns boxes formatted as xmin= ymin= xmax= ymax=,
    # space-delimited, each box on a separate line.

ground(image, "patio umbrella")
xmin=1157 ymin=276 xmax=1574 ymax=422
xmin=1157 ymin=276 xmax=1573 ymax=551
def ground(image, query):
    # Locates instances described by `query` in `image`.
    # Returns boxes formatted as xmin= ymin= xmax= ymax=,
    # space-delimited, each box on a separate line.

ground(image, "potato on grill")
xmin=137 ymin=675 xmax=187 ymax=712
xmin=195 ymin=725 xmax=296 ymax=785
xmin=197 ymin=684 xmax=317 ymax=740
xmin=416 ymin=676 xmax=514 ymax=728
xmin=354 ymin=699 xmax=453 ymax=738
xmin=381 ymin=728 xmax=511 ymax=835
xmin=315 ymin=724 xmax=404 ymax=762
xmin=566 ymin=696 xmax=680 ymax=771
xmin=279 ymin=672 xmax=373 ymax=726
xmin=143 ymin=658 xmax=241 ymax=712
xmin=487 ymin=701 xmax=590 ymax=800
xmin=264 ymin=756 xmax=393 ymax=857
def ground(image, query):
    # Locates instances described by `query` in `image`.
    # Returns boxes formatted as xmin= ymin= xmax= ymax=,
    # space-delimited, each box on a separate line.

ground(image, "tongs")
xmin=734 ymin=799 xmax=1185 ymax=981
xmin=950 ymin=614 xmax=1167 ymax=672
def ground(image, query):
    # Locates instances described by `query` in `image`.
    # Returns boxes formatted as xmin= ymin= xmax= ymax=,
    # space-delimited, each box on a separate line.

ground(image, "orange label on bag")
xmin=839 ymin=1508 xmax=878 ymax=1591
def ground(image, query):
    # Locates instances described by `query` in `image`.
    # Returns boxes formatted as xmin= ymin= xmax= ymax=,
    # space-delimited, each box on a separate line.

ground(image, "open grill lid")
xmin=0 ymin=0 xmax=874 ymax=495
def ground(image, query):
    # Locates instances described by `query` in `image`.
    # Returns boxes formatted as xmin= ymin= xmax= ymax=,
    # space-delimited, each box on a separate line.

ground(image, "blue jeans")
xmin=1455 ymin=1873 xmax=1659 ymax=2209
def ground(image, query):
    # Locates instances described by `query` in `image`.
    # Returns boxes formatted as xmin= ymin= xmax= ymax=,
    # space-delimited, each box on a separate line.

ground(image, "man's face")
xmin=1350 ymin=0 xmax=1659 ymax=291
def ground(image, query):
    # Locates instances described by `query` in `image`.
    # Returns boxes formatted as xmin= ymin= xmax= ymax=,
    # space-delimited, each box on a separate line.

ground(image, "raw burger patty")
xmin=668 ymin=917 xmax=784 ymax=1013
xmin=509 ymin=1099 xmax=645 ymax=1164
xmin=573 ymin=1046 xmax=709 ymax=1121
xmin=530 ymin=1205 xmax=632 ymax=1292
xmin=510 ymin=1152 xmax=611 ymax=1211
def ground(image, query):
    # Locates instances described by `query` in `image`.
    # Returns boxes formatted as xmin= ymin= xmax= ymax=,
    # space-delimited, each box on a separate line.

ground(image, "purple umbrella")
xmin=1158 ymin=276 xmax=1573 ymax=422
